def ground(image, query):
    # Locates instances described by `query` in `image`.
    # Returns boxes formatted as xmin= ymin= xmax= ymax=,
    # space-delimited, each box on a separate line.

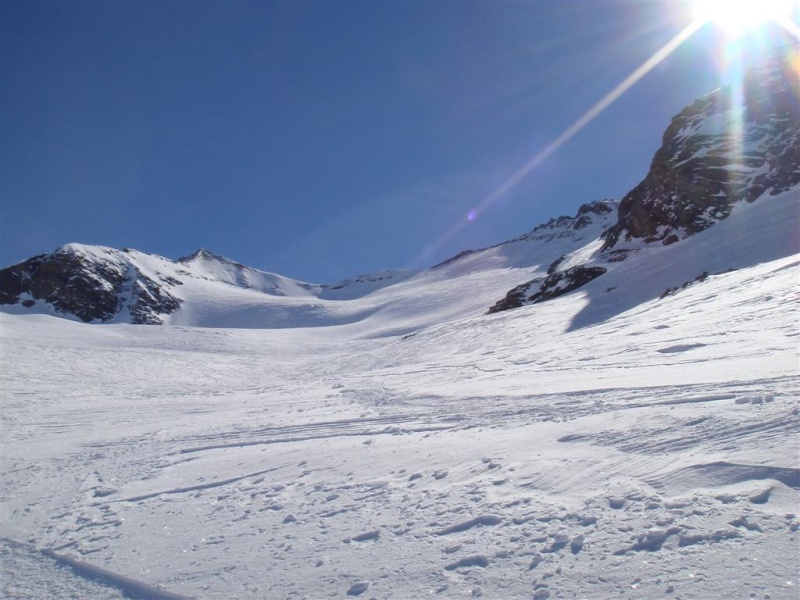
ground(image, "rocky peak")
xmin=602 ymin=49 xmax=799 ymax=250
xmin=0 ymin=245 xmax=181 ymax=324
xmin=571 ymin=199 xmax=617 ymax=229
xmin=509 ymin=199 xmax=618 ymax=244
xmin=178 ymin=248 xmax=239 ymax=265
xmin=487 ymin=50 xmax=799 ymax=315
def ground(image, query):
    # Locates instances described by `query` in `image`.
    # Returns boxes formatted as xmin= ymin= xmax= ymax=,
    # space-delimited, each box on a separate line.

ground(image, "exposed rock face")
xmin=0 ymin=251 xmax=125 ymax=323
xmin=489 ymin=50 xmax=799 ymax=315
xmin=487 ymin=266 xmax=606 ymax=314
xmin=0 ymin=245 xmax=181 ymax=324
xmin=126 ymin=274 xmax=182 ymax=324
xmin=603 ymin=52 xmax=799 ymax=250
xmin=511 ymin=200 xmax=616 ymax=244
xmin=482 ymin=200 xmax=617 ymax=314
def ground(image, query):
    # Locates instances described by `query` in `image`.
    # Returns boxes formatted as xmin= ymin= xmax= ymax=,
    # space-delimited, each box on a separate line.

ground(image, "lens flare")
xmin=775 ymin=16 xmax=800 ymax=39
xmin=412 ymin=19 xmax=706 ymax=267
xmin=413 ymin=0 xmax=797 ymax=270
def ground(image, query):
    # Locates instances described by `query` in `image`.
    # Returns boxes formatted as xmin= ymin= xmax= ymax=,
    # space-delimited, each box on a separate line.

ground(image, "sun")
xmin=694 ymin=0 xmax=799 ymax=37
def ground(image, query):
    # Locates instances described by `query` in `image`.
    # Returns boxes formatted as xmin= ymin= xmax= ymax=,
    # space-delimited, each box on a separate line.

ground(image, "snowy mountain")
xmin=1 ymin=49 xmax=799 ymax=600
xmin=2 ymin=197 xmax=798 ymax=598
xmin=0 ymin=244 xmax=409 ymax=327
xmin=0 ymin=200 xmax=617 ymax=331
xmin=603 ymin=51 xmax=798 ymax=249
xmin=3 ymin=56 xmax=797 ymax=330
xmin=489 ymin=51 xmax=800 ymax=314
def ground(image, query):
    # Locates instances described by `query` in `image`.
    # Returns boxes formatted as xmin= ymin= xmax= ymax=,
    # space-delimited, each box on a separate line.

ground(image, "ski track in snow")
xmin=0 ymin=539 xmax=126 ymax=600
xmin=2 ymin=206 xmax=800 ymax=597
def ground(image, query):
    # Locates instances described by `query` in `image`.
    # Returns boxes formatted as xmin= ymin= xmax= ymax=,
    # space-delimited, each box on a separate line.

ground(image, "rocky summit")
xmin=602 ymin=51 xmax=799 ymax=250
xmin=0 ymin=244 xmax=321 ymax=325
xmin=488 ymin=49 xmax=799 ymax=314
xmin=0 ymin=246 xmax=182 ymax=324
xmin=0 ymin=199 xmax=618 ymax=327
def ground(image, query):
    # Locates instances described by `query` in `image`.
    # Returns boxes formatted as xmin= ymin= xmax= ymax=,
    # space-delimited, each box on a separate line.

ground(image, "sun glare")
xmin=415 ymin=0 xmax=797 ymax=268
xmin=694 ymin=0 xmax=799 ymax=37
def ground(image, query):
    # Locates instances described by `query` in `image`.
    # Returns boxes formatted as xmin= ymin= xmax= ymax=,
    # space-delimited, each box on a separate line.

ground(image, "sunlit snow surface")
xmin=1 ymin=193 xmax=798 ymax=599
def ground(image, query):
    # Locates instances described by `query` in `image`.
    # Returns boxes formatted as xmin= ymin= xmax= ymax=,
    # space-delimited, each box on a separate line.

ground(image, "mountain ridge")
xmin=602 ymin=50 xmax=799 ymax=251
xmin=0 ymin=199 xmax=618 ymax=326
xmin=1 ymin=51 xmax=797 ymax=329
xmin=489 ymin=51 xmax=799 ymax=314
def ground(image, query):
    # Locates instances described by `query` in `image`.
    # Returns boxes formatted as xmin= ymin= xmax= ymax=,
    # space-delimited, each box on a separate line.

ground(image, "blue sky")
xmin=0 ymin=1 xmax=793 ymax=282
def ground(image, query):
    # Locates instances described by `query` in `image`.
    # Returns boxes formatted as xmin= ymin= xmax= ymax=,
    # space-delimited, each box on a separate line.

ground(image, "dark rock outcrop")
xmin=127 ymin=273 xmax=182 ymax=323
xmin=0 ymin=251 xmax=125 ymax=322
xmin=489 ymin=49 xmax=799 ymax=315
xmin=487 ymin=266 xmax=606 ymax=314
xmin=486 ymin=278 xmax=541 ymax=314
xmin=603 ymin=51 xmax=799 ymax=250
xmin=0 ymin=246 xmax=181 ymax=324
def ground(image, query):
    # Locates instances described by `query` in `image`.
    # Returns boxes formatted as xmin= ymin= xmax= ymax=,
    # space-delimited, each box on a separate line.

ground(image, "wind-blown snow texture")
xmin=2 ymin=188 xmax=798 ymax=598
xmin=1 ymin=52 xmax=799 ymax=600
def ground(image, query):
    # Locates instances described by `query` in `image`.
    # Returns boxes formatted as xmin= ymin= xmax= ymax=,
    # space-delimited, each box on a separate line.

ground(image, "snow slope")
xmin=1 ymin=189 xmax=798 ymax=599
xmin=0 ymin=200 xmax=618 ymax=335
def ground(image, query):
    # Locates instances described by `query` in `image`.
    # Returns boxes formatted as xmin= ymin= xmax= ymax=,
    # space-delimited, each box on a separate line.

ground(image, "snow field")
xmin=2 ymin=246 xmax=799 ymax=598
xmin=2 ymin=189 xmax=799 ymax=598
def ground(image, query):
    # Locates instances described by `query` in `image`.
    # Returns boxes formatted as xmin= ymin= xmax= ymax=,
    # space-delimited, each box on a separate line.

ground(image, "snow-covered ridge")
xmin=0 ymin=200 xmax=621 ymax=329
xmin=602 ymin=50 xmax=799 ymax=250
xmin=1 ymin=51 xmax=798 ymax=330
xmin=176 ymin=247 xmax=318 ymax=297
xmin=432 ymin=199 xmax=617 ymax=270
xmin=319 ymin=270 xmax=418 ymax=301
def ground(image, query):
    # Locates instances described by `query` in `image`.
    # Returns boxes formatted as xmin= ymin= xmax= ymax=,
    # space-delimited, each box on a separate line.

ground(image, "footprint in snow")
xmin=444 ymin=555 xmax=489 ymax=571
xmin=656 ymin=343 xmax=707 ymax=354
xmin=608 ymin=497 xmax=626 ymax=509
xmin=346 ymin=530 xmax=379 ymax=543
xmin=346 ymin=581 xmax=370 ymax=596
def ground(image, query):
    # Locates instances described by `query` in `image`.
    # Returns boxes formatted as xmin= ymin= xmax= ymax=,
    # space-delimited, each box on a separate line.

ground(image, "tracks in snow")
xmin=10 ymin=375 xmax=799 ymax=599
xmin=175 ymin=414 xmax=459 ymax=455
